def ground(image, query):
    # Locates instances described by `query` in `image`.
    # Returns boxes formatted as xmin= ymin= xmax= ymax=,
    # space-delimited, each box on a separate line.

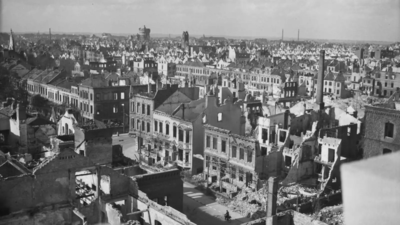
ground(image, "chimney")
xmin=316 ymin=50 xmax=325 ymax=108
xmin=282 ymin=29 xmax=284 ymax=41
xmin=298 ymin=29 xmax=300 ymax=42
xmin=353 ymin=110 xmax=358 ymax=119
xmin=182 ymin=104 xmax=185 ymax=120
xmin=283 ymin=110 xmax=289 ymax=129
xmin=49 ymin=28 xmax=51 ymax=41
xmin=266 ymin=177 xmax=278 ymax=225
xmin=148 ymin=74 xmax=152 ymax=93
xmin=17 ymin=103 xmax=26 ymax=121
xmin=156 ymin=79 xmax=159 ymax=92
xmin=129 ymin=85 xmax=134 ymax=98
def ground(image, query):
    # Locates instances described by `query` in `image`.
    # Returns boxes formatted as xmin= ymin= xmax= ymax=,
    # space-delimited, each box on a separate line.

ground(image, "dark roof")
xmin=53 ymin=77 xmax=86 ymax=89
xmin=26 ymin=117 xmax=55 ymax=126
xmin=0 ymin=106 xmax=14 ymax=119
xmin=81 ymin=76 xmax=108 ymax=87
xmin=335 ymin=72 xmax=346 ymax=82
xmin=153 ymin=85 xmax=179 ymax=109
xmin=0 ymin=159 xmax=30 ymax=178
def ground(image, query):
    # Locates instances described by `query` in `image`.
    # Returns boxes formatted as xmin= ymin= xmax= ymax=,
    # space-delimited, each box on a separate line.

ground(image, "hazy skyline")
xmin=1 ymin=0 xmax=399 ymax=42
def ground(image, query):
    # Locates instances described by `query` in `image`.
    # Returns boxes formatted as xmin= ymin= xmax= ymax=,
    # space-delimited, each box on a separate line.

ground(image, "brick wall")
xmin=364 ymin=106 xmax=400 ymax=158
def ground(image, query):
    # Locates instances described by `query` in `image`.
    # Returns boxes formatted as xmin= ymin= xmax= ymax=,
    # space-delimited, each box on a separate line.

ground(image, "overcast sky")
xmin=1 ymin=0 xmax=399 ymax=42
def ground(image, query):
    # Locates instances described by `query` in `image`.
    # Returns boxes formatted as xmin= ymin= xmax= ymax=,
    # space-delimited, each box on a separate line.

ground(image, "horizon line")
xmin=2 ymin=30 xmax=397 ymax=44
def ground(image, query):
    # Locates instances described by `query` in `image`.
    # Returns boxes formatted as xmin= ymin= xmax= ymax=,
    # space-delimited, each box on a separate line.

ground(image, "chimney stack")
xmin=266 ymin=177 xmax=278 ymax=225
xmin=156 ymin=78 xmax=159 ymax=92
xmin=316 ymin=50 xmax=325 ymax=108
xmin=49 ymin=28 xmax=51 ymax=41
xmin=282 ymin=29 xmax=284 ymax=41
xmin=148 ymin=75 xmax=152 ymax=93
xmin=283 ymin=110 xmax=289 ymax=129
xmin=298 ymin=29 xmax=300 ymax=42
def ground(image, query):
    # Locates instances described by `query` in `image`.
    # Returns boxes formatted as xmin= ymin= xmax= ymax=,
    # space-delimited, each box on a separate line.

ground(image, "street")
xmin=183 ymin=182 xmax=251 ymax=225
xmin=113 ymin=134 xmax=251 ymax=225
xmin=112 ymin=133 xmax=139 ymax=160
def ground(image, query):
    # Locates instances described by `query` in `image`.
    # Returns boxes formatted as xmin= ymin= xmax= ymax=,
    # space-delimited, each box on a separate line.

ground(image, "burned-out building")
xmin=204 ymin=124 xmax=267 ymax=196
xmin=363 ymin=90 xmax=400 ymax=158
xmin=0 ymin=118 xmax=191 ymax=225
xmin=281 ymin=50 xmax=362 ymax=193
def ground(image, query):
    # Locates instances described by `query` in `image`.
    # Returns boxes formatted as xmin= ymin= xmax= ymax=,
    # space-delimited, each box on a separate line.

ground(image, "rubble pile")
xmin=191 ymin=173 xmax=205 ymax=183
xmin=316 ymin=205 xmax=344 ymax=225
xmin=278 ymin=184 xmax=319 ymax=204
xmin=217 ymin=187 xmax=269 ymax=217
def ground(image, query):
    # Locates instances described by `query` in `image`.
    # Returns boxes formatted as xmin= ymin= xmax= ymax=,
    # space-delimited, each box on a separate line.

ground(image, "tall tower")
xmin=9 ymin=29 xmax=14 ymax=51
xmin=282 ymin=29 xmax=284 ymax=41
xmin=49 ymin=28 xmax=51 ymax=41
xmin=316 ymin=50 xmax=325 ymax=107
xmin=182 ymin=31 xmax=189 ymax=49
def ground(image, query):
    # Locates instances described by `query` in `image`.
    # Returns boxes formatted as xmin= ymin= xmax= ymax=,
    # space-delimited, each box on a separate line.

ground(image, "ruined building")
xmin=363 ymin=90 xmax=400 ymax=158
xmin=0 ymin=122 xmax=191 ymax=225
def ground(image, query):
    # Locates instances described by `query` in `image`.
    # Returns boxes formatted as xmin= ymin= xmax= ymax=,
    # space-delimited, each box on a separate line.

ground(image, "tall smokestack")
xmin=266 ymin=177 xmax=278 ymax=225
xmin=316 ymin=50 xmax=325 ymax=107
xmin=298 ymin=29 xmax=299 ymax=42
xmin=282 ymin=29 xmax=284 ymax=41
xmin=49 ymin=28 xmax=51 ymax=41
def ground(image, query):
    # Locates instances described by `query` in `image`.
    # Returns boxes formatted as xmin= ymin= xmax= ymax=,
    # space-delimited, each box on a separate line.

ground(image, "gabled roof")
xmin=0 ymin=159 xmax=31 ymax=178
xmin=335 ymin=72 xmax=346 ymax=82
xmin=153 ymin=85 xmax=180 ymax=109
xmin=324 ymin=72 xmax=335 ymax=81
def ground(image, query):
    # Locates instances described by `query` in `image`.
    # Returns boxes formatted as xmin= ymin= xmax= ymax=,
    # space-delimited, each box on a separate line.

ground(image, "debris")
xmin=314 ymin=205 xmax=344 ymax=225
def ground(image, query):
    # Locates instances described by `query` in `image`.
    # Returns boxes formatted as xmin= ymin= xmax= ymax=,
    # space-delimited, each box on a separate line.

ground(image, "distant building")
xmin=137 ymin=25 xmax=151 ymax=41
xmin=181 ymin=31 xmax=189 ymax=50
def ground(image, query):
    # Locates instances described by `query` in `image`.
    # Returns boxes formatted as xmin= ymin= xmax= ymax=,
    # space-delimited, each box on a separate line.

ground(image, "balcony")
xmin=314 ymin=155 xmax=333 ymax=167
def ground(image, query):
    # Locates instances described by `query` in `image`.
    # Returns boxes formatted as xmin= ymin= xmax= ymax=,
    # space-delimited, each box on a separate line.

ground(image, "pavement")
xmin=113 ymin=133 xmax=251 ymax=225
xmin=112 ymin=133 xmax=139 ymax=160
xmin=183 ymin=182 xmax=251 ymax=225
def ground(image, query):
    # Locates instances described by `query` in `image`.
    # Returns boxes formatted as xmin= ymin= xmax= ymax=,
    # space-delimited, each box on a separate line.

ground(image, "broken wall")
xmin=0 ymin=207 xmax=73 ymax=225
xmin=0 ymin=148 xmax=96 ymax=215
xmin=0 ymin=175 xmax=34 ymax=215
xmin=266 ymin=150 xmax=283 ymax=177
xmin=136 ymin=192 xmax=195 ymax=225
xmin=135 ymin=169 xmax=183 ymax=212
xmin=99 ymin=166 xmax=134 ymax=198
xmin=106 ymin=203 xmax=123 ymax=225
xmin=74 ymin=126 xmax=114 ymax=165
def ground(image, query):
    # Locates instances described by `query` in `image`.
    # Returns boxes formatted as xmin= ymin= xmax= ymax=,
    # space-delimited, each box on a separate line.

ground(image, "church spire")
xmin=9 ymin=29 xmax=15 ymax=51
